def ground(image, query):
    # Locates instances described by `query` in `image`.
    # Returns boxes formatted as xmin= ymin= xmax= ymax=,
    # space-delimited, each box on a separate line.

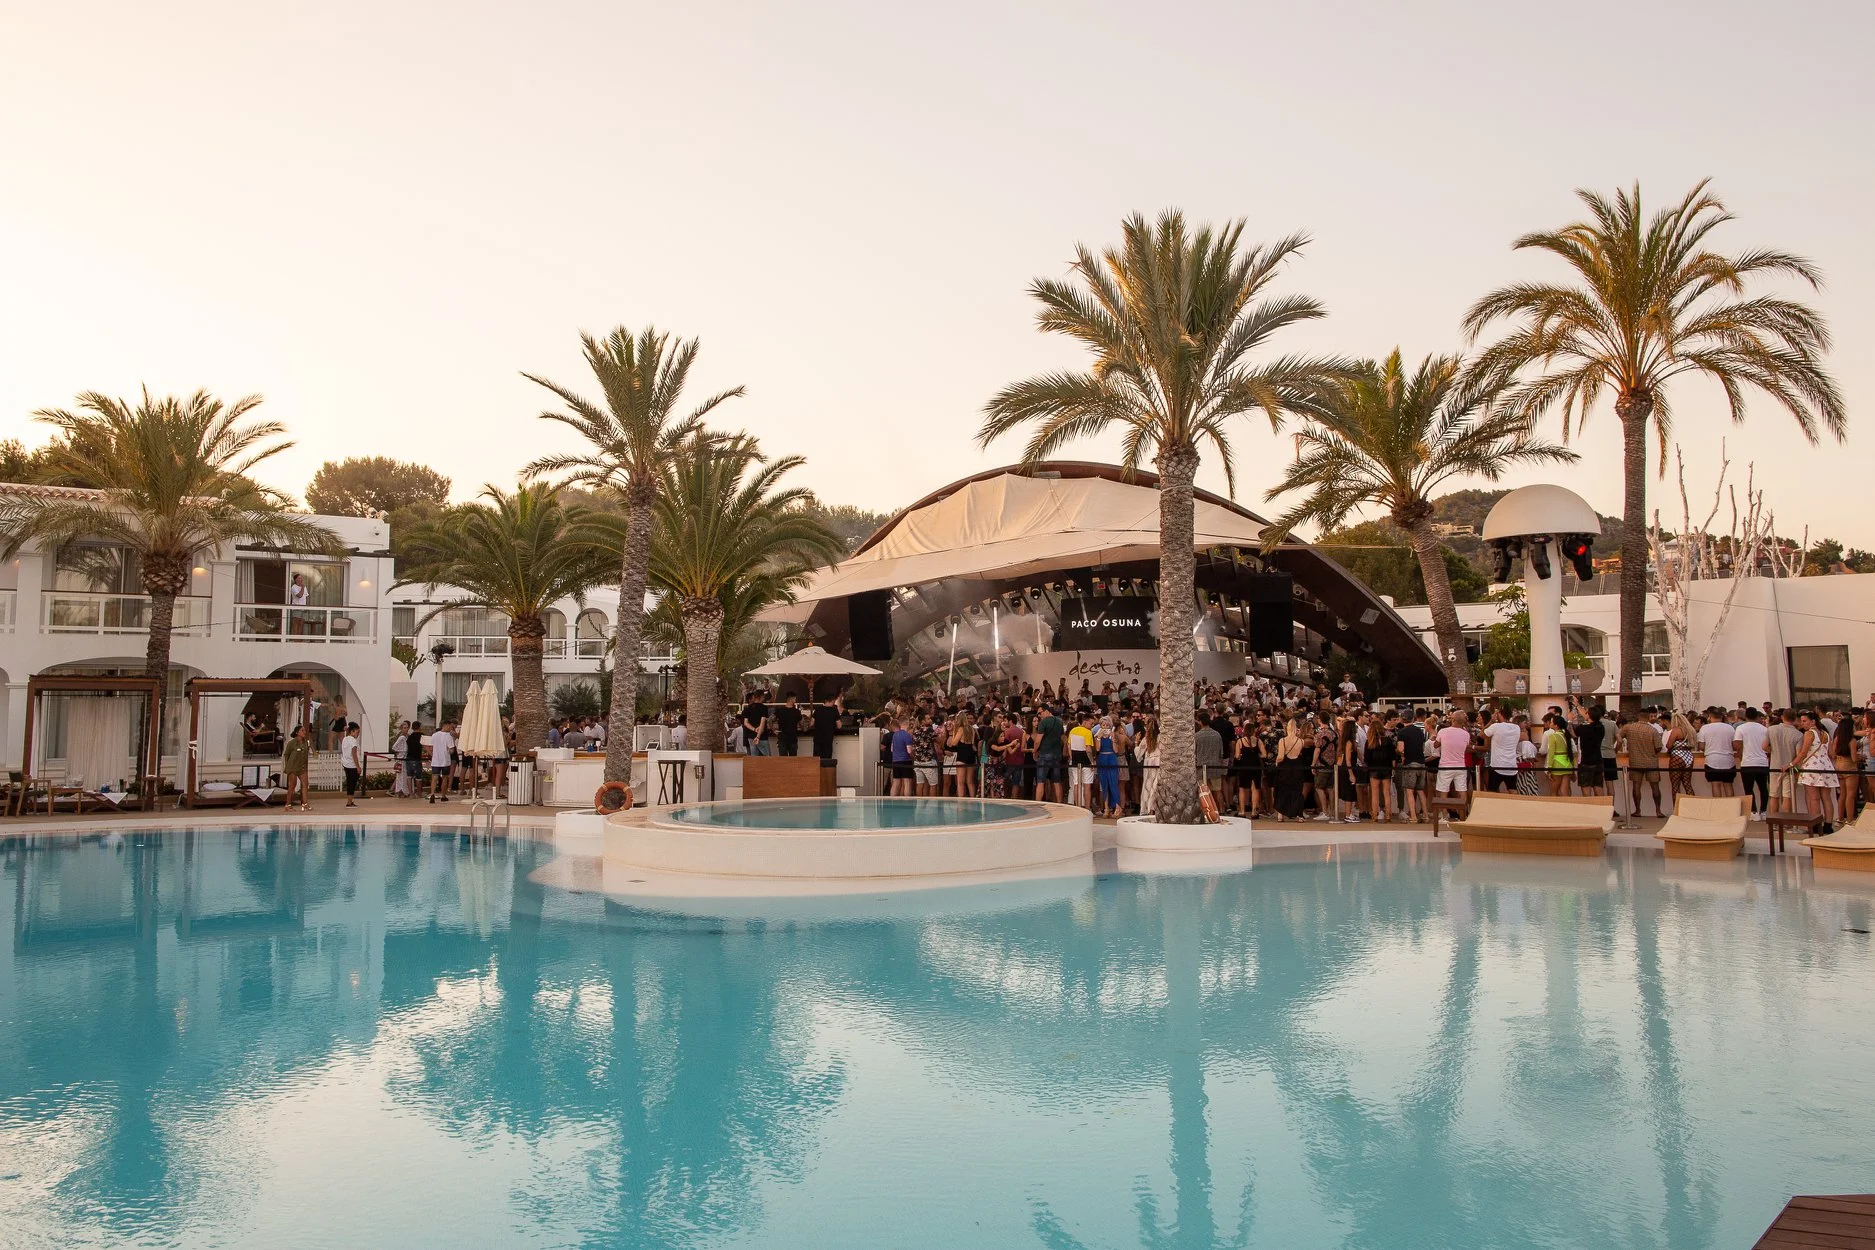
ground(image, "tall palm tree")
xmin=648 ymin=435 xmax=842 ymax=752
xmin=523 ymin=328 xmax=745 ymax=781
xmin=980 ymin=210 xmax=1346 ymax=824
xmin=397 ymin=483 xmax=615 ymax=750
xmin=1465 ymin=181 xmax=1843 ymax=710
xmin=0 ymin=391 xmax=339 ymax=761
xmin=1262 ymin=350 xmax=1576 ymax=701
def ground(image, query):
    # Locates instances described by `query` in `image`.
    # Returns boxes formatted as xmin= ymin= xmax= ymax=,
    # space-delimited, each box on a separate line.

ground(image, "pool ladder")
xmin=467 ymin=785 xmax=510 ymax=836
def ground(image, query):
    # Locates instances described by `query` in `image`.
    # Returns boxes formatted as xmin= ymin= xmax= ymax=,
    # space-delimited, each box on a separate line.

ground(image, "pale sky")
xmin=3 ymin=0 xmax=1871 ymax=546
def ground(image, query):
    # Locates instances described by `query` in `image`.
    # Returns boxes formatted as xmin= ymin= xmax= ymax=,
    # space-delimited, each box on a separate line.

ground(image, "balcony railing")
xmin=44 ymin=592 xmax=210 ymax=635
xmin=428 ymin=632 xmax=509 ymax=657
xmin=235 ymin=604 xmax=378 ymax=643
xmin=0 ymin=589 xmax=13 ymax=633
xmin=541 ymin=637 xmax=608 ymax=659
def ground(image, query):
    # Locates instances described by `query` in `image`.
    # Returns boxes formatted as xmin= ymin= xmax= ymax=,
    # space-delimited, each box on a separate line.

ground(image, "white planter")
xmin=1114 ymin=814 xmax=1254 ymax=852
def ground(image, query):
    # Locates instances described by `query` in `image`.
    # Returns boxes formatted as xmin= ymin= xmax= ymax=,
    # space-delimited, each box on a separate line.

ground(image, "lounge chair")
xmin=1803 ymin=806 xmax=1875 ymax=871
xmin=1449 ymin=793 xmax=1615 ymax=857
xmin=1656 ymin=794 xmax=1750 ymax=860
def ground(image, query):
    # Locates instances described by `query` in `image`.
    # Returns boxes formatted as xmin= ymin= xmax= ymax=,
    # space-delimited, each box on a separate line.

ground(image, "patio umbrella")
xmin=743 ymin=645 xmax=882 ymax=701
xmin=456 ymin=679 xmax=485 ymax=754
xmin=462 ymin=681 xmax=505 ymax=757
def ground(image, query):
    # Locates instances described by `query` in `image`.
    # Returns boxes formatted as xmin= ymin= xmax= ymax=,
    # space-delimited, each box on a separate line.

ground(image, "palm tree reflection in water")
xmin=4 ymin=835 xmax=1866 ymax=1248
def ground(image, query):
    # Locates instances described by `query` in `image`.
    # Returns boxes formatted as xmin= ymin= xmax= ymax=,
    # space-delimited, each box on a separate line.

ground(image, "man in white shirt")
xmin=1733 ymin=708 xmax=1771 ymax=819
xmin=671 ymin=717 xmax=688 ymax=749
xmin=1696 ymin=709 xmax=1737 ymax=797
xmin=339 ymin=722 xmax=362 ymax=808
xmin=1482 ymin=707 xmax=1523 ymax=792
xmin=428 ymin=722 xmax=456 ymax=803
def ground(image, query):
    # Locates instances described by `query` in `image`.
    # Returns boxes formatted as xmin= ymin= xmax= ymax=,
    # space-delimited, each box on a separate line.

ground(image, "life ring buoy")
xmin=594 ymin=781 xmax=633 ymax=813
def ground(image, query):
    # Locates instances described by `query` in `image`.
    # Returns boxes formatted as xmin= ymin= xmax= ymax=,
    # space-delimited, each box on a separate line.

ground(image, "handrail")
xmin=235 ymin=604 xmax=377 ymax=643
xmin=43 ymin=591 xmax=210 ymax=635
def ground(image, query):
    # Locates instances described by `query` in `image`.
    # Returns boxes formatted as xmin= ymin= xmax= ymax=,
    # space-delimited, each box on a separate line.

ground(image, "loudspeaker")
xmin=847 ymin=590 xmax=895 ymax=661
xmin=1243 ymin=574 xmax=1294 ymax=655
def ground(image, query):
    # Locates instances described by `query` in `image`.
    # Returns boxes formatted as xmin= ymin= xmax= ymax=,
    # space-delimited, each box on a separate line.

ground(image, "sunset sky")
xmin=4 ymin=0 xmax=1870 ymax=544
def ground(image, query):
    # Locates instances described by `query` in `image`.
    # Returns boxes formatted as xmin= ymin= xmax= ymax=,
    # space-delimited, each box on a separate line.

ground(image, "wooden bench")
xmin=1449 ymin=793 xmax=1614 ymax=857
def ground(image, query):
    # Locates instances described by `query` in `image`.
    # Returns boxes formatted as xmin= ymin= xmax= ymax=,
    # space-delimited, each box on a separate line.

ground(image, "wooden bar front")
xmin=741 ymin=755 xmax=836 ymax=799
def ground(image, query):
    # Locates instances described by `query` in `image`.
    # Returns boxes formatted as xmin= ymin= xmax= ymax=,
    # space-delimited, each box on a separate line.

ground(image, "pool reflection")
xmin=2 ymin=831 xmax=1871 ymax=1249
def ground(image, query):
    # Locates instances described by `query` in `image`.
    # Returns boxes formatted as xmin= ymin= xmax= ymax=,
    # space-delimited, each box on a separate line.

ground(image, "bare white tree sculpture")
xmin=1648 ymin=442 xmax=1792 ymax=708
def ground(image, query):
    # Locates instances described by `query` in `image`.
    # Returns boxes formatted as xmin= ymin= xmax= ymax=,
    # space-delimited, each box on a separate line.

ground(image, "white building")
xmin=385 ymin=585 xmax=677 ymax=727
xmin=1392 ymin=574 xmax=1875 ymax=708
xmin=2 ymin=485 xmax=395 ymax=781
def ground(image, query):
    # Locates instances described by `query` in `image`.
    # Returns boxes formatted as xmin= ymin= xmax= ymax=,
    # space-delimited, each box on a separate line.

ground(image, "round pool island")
xmin=603 ymin=796 xmax=1093 ymax=882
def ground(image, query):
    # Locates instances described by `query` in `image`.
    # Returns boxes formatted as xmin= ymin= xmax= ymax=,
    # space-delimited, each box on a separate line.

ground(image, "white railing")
xmin=0 ymin=589 xmax=13 ymax=633
xmin=235 ymin=604 xmax=378 ymax=643
xmin=426 ymin=632 xmax=509 ymax=657
xmin=541 ymin=637 xmax=608 ymax=659
xmin=44 ymin=592 xmax=210 ymax=635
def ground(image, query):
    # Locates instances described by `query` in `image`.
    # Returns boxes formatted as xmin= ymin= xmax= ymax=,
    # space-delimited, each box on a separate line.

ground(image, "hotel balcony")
xmin=42 ymin=592 xmax=211 ymax=636
xmin=233 ymin=604 xmax=378 ymax=643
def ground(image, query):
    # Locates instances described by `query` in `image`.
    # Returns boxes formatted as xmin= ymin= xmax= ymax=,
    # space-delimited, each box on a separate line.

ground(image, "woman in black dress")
xmin=1273 ymin=718 xmax=1309 ymax=820
xmin=1364 ymin=715 xmax=1395 ymax=823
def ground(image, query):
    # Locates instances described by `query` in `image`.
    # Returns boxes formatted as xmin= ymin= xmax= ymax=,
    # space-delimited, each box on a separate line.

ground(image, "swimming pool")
xmin=2 ymin=828 xmax=1870 ymax=1249
xmin=663 ymin=796 xmax=1046 ymax=829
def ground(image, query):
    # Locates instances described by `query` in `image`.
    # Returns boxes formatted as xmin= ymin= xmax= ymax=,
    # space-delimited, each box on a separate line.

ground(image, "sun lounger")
xmin=1656 ymin=794 xmax=1750 ymax=860
xmin=1449 ymin=793 xmax=1615 ymax=857
xmin=1803 ymin=806 xmax=1875 ymax=871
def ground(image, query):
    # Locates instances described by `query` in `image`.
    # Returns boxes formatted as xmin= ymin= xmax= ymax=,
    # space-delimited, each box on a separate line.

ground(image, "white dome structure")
xmin=1482 ymin=484 xmax=1601 ymax=541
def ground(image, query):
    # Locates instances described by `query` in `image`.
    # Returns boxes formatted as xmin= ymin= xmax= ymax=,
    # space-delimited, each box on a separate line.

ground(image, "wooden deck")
xmin=1755 ymin=1195 xmax=1875 ymax=1248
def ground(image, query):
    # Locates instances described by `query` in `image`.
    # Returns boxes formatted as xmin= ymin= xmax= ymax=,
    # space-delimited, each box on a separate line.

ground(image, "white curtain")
xmin=65 ymin=697 xmax=135 ymax=790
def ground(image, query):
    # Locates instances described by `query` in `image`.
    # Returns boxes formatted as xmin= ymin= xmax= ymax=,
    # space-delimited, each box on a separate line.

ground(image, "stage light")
xmin=1560 ymin=533 xmax=1595 ymax=581
xmin=1490 ymin=539 xmax=1517 ymax=584
xmin=1529 ymin=538 xmax=1553 ymax=580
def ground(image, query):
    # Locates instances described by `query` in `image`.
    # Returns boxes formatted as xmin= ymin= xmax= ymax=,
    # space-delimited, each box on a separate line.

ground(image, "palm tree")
xmin=1262 ymin=350 xmax=1576 ymax=702
xmin=980 ymin=210 xmax=1347 ymax=824
xmin=1465 ymin=181 xmax=1844 ymax=710
xmin=523 ymin=328 xmax=745 ymax=781
xmin=0 ymin=387 xmax=339 ymax=687
xmin=397 ymin=483 xmax=615 ymax=750
xmin=648 ymin=435 xmax=842 ymax=752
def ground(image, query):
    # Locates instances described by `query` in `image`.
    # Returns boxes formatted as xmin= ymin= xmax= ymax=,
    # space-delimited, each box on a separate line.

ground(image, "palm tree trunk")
xmin=1615 ymin=394 xmax=1653 ymax=715
xmin=140 ymin=557 xmax=188 ymax=788
xmin=1407 ymin=518 xmax=1472 ymax=708
xmin=509 ymin=618 xmax=549 ymax=750
xmin=604 ymin=480 xmax=655 ymax=783
xmin=1154 ymin=446 xmax=1204 ymax=824
xmin=681 ymin=596 xmax=726 ymax=753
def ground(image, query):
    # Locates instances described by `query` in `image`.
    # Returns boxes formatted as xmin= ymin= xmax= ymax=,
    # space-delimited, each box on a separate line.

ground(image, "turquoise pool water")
xmin=664 ymin=796 xmax=1044 ymax=829
xmin=2 ymin=829 xmax=1871 ymax=1249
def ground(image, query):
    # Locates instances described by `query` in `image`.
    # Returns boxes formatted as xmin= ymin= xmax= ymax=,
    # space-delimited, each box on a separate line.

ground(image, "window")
xmin=53 ymin=545 xmax=143 ymax=594
xmin=575 ymin=609 xmax=608 ymax=657
xmin=441 ymin=672 xmax=504 ymax=715
xmin=392 ymin=606 xmax=416 ymax=641
xmin=543 ymin=608 xmax=568 ymax=639
xmin=239 ymin=559 xmax=344 ymax=605
xmin=1788 ymin=645 xmax=1851 ymax=711
xmin=438 ymin=606 xmax=510 ymax=636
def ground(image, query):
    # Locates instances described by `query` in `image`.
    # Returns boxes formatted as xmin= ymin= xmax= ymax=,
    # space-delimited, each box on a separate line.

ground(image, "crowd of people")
xmin=840 ymin=674 xmax=1875 ymax=830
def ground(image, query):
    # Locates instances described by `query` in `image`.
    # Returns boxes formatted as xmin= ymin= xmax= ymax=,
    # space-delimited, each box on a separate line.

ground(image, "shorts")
xmin=891 ymin=762 xmax=914 ymax=781
xmin=1770 ymin=771 xmax=1796 ymax=799
xmin=915 ymin=764 xmax=940 ymax=786
xmin=1396 ymin=764 xmax=1425 ymax=792
xmin=1035 ymin=756 xmax=1064 ymax=784
xmin=1433 ymin=767 xmax=1469 ymax=794
xmin=1576 ymin=761 xmax=1604 ymax=787
xmin=1704 ymin=766 xmax=1737 ymax=783
xmin=1485 ymin=770 xmax=1518 ymax=793
xmin=342 ymin=767 xmax=360 ymax=795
